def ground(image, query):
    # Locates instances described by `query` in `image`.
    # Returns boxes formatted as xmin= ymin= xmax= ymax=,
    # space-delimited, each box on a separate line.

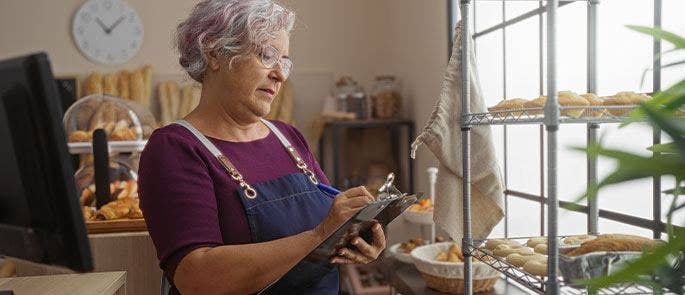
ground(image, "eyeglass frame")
xmin=257 ymin=45 xmax=293 ymax=79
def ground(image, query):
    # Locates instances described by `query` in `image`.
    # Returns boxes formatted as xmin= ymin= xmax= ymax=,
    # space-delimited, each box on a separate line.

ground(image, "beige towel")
xmin=411 ymin=21 xmax=504 ymax=241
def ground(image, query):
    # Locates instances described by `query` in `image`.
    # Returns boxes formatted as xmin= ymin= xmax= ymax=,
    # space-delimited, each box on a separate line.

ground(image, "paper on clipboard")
xmin=302 ymin=193 xmax=421 ymax=267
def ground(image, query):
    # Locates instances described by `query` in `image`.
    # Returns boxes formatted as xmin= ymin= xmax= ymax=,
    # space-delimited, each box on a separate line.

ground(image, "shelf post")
xmin=460 ymin=0 xmax=473 ymax=294
xmin=544 ymin=0 xmax=560 ymax=293
xmin=587 ymin=0 xmax=599 ymax=236
xmin=652 ymin=0 xmax=663 ymax=240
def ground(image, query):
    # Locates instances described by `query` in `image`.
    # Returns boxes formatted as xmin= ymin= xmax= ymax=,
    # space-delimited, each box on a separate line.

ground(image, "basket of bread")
xmin=389 ymin=238 xmax=428 ymax=263
xmin=411 ymin=242 xmax=499 ymax=294
xmin=403 ymin=198 xmax=433 ymax=225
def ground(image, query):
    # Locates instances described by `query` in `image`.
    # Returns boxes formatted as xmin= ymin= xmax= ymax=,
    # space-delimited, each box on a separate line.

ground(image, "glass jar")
xmin=370 ymin=75 xmax=402 ymax=119
xmin=74 ymin=154 xmax=138 ymax=208
xmin=63 ymin=94 xmax=158 ymax=143
xmin=333 ymin=76 xmax=369 ymax=119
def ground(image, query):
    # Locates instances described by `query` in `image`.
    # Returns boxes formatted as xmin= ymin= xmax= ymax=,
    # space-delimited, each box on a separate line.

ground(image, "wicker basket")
xmin=420 ymin=273 xmax=499 ymax=294
xmin=411 ymin=242 xmax=500 ymax=294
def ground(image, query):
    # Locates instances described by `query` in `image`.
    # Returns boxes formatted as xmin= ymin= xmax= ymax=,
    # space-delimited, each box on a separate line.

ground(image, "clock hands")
xmin=95 ymin=16 xmax=125 ymax=35
xmin=107 ymin=16 xmax=125 ymax=33
xmin=95 ymin=17 xmax=110 ymax=34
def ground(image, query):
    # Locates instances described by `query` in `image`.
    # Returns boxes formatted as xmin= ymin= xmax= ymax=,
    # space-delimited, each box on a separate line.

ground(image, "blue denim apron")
xmin=176 ymin=119 xmax=339 ymax=294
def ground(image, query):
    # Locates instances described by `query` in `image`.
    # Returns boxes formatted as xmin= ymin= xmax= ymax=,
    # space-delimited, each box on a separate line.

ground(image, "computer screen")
xmin=0 ymin=52 xmax=93 ymax=272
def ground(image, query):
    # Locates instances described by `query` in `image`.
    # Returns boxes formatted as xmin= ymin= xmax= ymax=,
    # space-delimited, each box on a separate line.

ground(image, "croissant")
xmin=95 ymin=197 xmax=136 ymax=220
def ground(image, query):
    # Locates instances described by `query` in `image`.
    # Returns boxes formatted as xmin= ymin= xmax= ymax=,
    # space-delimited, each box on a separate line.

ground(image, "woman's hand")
xmin=314 ymin=186 xmax=375 ymax=239
xmin=331 ymin=222 xmax=386 ymax=264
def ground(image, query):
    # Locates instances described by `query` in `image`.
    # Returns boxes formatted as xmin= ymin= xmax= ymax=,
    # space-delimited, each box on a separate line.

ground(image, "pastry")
xmin=523 ymin=259 xmax=547 ymax=277
xmin=399 ymin=238 xmax=426 ymax=253
xmin=103 ymin=73 xmax=119 ymax=97
xmin=581 ymin=93 xmax=604 ymax=117
xmin=488 ymin=98 xmax=527 ymax=117
xmin=95 ymin=197 xmax=134 ymax=220
xmin=603 ymin=91 xmax=652 ymax=116
xmin=526 ymin=237 xmax=547 ymax=248
xmin=534 ymin=243 xmax=548 ymax=254
xmin=68 ymin=130 xmax=92 ymax=142
xmin=523 ymin=96 xmax=546 ymax=115
xmin=486 ymin=239 xmax=521 ymax=250
xmin=566 ymin=234 xmax=662 ymax=256
xmin=83 ymin=72 xmax=103 ymax=96
xmin=558 ymin=91 xmax=589 ymax=118
xmin=88 ymin=101 xmax=119 ymax=132
xmin=118 ymin=70 xmax=131 ymax=100
xmin=435 ymin=243 xmax=464 ymax=263
xmin=82 ymin=206 xmax=95 ymax=221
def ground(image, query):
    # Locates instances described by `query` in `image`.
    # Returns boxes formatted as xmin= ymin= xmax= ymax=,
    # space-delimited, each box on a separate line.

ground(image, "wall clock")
xmin=72 ymin=0 xmax=144 ymax=65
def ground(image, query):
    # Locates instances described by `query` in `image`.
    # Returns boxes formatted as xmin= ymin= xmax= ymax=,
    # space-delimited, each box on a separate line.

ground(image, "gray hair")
xmin=175 ymin=0 xmax=295 ymax=82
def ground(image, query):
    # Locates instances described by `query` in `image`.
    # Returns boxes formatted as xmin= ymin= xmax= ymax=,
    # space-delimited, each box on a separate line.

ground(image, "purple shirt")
xmin=138 ymin=120 xmax=329 ymax=287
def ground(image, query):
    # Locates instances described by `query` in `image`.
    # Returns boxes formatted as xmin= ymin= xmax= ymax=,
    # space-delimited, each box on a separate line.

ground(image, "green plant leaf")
xmin=642 ymin=105 xmax=685 ymax=156
xmin=649 ymin=143 xmax=679 ymax=154
xmin=573 ymin=144 xmax=685 ymax=202
xmin=628 ymin=25 xmax=685 ymax=49
xmin=663 ymin=186 xmax=685 ymax=195
xmin=580 ymin=228 xmax=685 ymax=290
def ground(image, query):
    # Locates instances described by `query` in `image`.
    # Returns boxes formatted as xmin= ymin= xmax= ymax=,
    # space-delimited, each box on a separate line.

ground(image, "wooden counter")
xmin=0 ymin=271 xmax=125 ymax=295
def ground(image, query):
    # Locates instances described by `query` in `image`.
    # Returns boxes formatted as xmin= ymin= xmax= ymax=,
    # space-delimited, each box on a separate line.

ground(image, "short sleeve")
xmin=138 ymin=129 xmax=223 ymax=280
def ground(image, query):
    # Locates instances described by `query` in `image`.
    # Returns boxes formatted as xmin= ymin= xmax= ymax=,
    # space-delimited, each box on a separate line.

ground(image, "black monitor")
xmin=0 ymin=52 xmax=93 ymax=272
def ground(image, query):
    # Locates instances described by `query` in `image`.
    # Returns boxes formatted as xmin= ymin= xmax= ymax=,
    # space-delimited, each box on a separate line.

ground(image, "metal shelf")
xmin=467 ymin=240 xmax=658 ymax=295
xmin=68 ymin=140 xmax=147 ymax=154
xmin=464 ymin=106 xmax=639 ymax=126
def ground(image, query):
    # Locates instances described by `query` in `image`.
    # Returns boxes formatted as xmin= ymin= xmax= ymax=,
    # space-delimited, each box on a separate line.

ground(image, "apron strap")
xmin=175 ymin=120 xmax=258 ymax=199
xmin=259 ymin=119 xmax=319 ymax=185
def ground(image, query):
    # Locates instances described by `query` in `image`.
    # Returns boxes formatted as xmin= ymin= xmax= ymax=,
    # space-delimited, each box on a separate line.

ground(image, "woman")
xmin=138 ymin=1 xmax=387 ymax=294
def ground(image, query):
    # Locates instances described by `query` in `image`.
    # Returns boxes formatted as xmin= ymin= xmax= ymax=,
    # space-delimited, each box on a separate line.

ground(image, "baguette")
xmin=103 ymin=73 xmax=119 ymax=97
xmin=118 ymin=70 xmax=131 ymax=100
xmin=166 ymin=81 xmax=181 ymax=121
xmin=129 ymin=69 xmax=145 ymax=106
xmin=141 ymin=65 xmax=153 ymax=107
xmin=83 ymin=72 xmax=103 ymax=97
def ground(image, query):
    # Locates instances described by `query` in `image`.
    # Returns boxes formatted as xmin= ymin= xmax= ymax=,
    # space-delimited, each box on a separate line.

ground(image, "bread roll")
xmin=534 ymin=243 xmax=548 ymax=254
xmin=486 ymin=239 xmax=521 ymax=250
xmin=523 ymin=96 xmax=546 ymax=115
xmin=488 ymin=99 xmax=527 ymax=117
xmin=558 ymin=91 xmax=589 ymax=118
xmin=506 ymin=253 xmax=528 ymax=267
xmin=581 ymin=93 xmax=604 ymax=117
xmin=526 ymin=237 xmax=547 ymax=248
xmin=523 ymin=259 xmax=547 ymax=277
xmin=603 ymin=91 xmax=652 ymax=116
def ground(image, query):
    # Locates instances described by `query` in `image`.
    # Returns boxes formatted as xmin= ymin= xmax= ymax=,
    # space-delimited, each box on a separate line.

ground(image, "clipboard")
xmin=303 ymin=192 xmax=422 ymax=266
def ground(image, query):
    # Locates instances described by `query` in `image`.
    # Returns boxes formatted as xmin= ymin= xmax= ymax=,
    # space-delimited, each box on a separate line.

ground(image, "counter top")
xmin=0 ymin=271 xmax=126 ymax=295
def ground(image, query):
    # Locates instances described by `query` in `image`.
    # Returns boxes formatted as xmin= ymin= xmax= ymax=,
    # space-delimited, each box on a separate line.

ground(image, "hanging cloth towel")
xmin=411 ymin=21 xmax=504 ymax=241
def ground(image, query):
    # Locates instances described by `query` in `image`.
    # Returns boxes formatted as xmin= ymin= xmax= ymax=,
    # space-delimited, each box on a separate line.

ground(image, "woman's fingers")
xmin=330 ymin=257 xmax=357 ymax=264
xmin=350 ymin=236 xmax=378 ymax=259
xmin=370 ymin=223 xmax=386 ymax=251
xmin=338 ymin=248 xmax=371 ymax=264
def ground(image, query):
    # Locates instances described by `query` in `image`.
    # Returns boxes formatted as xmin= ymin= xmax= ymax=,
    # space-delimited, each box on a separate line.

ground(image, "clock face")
xmin=72 ymin=0 xmax=144 ymax=65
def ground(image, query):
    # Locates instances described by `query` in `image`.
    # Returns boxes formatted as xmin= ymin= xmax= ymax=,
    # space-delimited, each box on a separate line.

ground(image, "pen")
xmin=316 ymin=183 xmax=341 ymax=197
